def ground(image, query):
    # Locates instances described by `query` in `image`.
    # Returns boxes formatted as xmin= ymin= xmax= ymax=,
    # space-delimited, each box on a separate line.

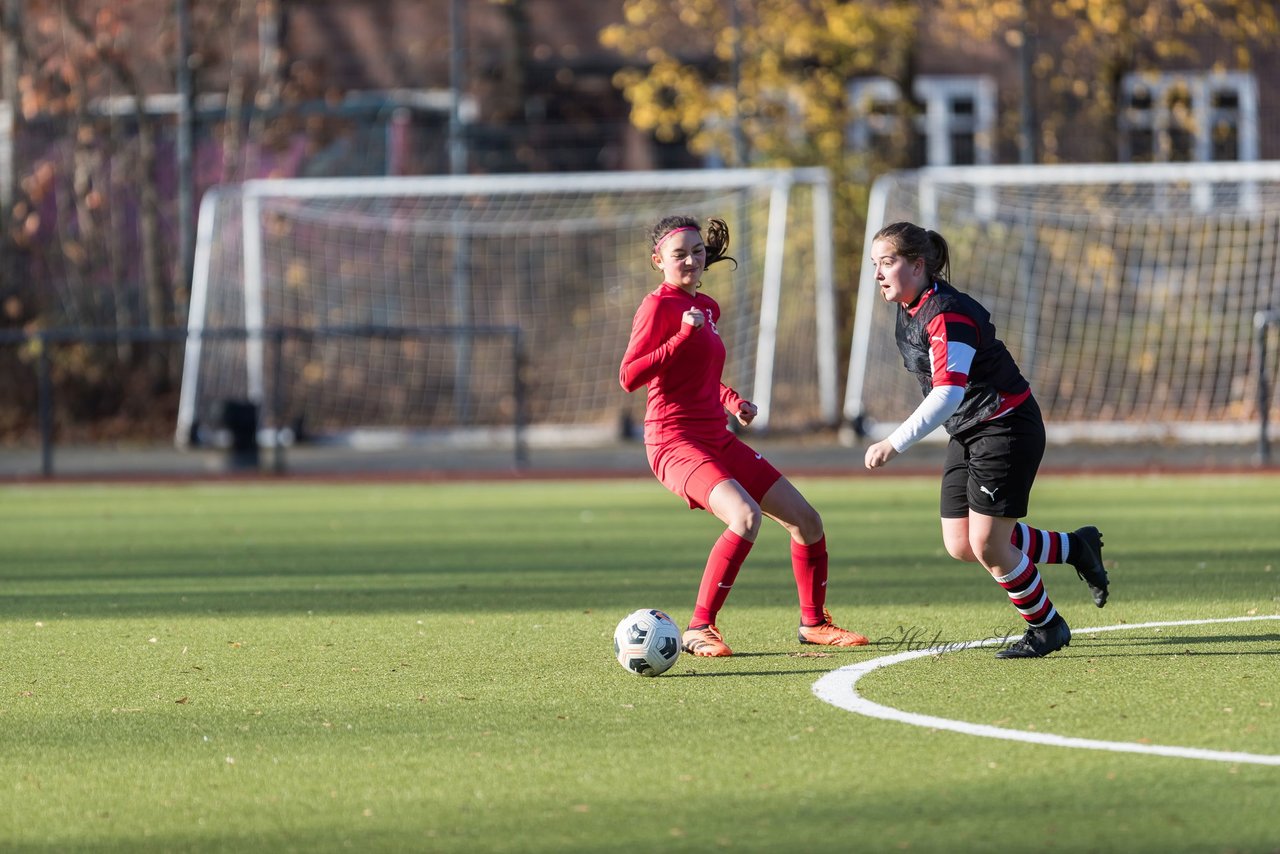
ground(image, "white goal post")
xmin=177 ymin=168 xmax=838 ymax=451
xmin=845 ymin=161 xmax=1280 ymax=446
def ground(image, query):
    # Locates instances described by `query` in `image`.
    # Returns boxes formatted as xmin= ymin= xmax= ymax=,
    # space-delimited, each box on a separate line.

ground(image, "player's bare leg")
xmin=681 ymin=479 xmax=761 ymax=657
xmin=760 ymin=478 xmax=868 ymax=646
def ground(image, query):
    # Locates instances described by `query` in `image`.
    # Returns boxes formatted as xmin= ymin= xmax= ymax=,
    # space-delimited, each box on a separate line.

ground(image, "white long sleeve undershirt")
xmin=888 ymin=385 xmax=965 ymax=453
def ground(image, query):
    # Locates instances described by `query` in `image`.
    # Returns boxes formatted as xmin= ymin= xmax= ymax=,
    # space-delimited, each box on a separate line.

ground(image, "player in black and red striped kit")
xmin=863 ymin=221 xmax=1109 ymax=659
xmin=620 ymin=215 xmax=867 ymax=657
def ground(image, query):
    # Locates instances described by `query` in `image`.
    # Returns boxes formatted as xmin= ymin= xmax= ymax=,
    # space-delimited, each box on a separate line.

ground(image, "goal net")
xmin=845 ymin=161 xmax=1280 ymax=445
xmin=177 ymin=168 xmax=837 ymax=452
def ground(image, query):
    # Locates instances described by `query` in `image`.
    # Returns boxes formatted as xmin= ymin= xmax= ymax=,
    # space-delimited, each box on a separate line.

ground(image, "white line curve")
xmin=812 ymin=615 xmax=1280 ymax=766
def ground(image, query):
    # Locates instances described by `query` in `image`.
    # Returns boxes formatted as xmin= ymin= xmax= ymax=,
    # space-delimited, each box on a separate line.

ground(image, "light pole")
xmin=449 ymin=0 xmax=468 ymax=175
xmin=730 ymin=0 xmax=747 ymax=167
xmin=176 ymin=0 xmax=195 ymax=305
xmin=1018 ymin=0 xmax=1038 ymax=164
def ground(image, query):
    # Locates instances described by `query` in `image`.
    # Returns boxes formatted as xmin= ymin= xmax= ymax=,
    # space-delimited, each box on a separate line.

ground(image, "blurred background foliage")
xmin=1 ymin=0 xmax=1277 ymax=441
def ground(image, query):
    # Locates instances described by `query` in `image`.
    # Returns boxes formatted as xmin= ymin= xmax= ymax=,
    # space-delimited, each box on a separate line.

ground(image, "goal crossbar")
xmin=177 ymin=168 xmax=837 ymax=451
xmin=845 ymin=160 xmax=1280 ymax=446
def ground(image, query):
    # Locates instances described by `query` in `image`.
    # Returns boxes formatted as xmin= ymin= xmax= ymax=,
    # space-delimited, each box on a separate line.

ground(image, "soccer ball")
xmin=613 ymin=609 xmax=682 ymax=677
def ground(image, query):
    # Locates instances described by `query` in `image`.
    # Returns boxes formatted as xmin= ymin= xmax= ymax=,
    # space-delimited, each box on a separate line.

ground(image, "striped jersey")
xmin=895 ymin=280 xmax=1030 ymax=436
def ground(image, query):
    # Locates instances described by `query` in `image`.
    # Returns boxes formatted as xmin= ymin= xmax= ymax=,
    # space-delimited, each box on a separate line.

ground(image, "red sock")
xmin=690 ymin=530 xmax=754 ymax=628
xmin=791 ymin=536 xmax=828 ymax=626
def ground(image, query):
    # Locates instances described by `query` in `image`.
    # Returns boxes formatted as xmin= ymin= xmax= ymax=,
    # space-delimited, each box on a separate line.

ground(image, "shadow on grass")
xmin=2 ymin=538 xmax=1276 ymax=619
xmin=659 ymin=648 xmax=901 ymax=678
xmin=1071 ymin=631 xmax=1280 ymax=657
xmin=664 ymin=669 xmax=836 ymax=678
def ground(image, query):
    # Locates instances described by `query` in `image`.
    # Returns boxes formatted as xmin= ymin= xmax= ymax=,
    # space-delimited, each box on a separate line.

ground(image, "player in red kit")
xmin=619 ymin=215 xmax=867 ymax=657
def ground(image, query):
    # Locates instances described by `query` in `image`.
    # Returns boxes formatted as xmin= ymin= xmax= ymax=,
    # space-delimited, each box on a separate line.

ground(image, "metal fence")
xmin=0 ymin=324 xmax=527 ymax=478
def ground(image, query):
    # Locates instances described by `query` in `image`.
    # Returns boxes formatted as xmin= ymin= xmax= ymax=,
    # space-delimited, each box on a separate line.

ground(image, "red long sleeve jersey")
xmin=619 ymin=283 xmax=745 ymax=445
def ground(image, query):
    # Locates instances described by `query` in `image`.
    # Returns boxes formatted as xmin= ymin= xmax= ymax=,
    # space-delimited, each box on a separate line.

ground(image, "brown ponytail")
xmin=874 ymin=221 xmax=951 ymax=284
xmin=649 ymin=215 xmax=738 ymax=270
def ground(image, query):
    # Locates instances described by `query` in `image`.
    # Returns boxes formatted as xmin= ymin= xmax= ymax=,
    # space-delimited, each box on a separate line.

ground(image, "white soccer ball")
xmin=613 ymin=608 xmax=682 ymax=677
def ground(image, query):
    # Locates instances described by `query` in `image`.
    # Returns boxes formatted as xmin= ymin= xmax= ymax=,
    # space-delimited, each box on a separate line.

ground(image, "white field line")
xmin=812 ymin=615 xmax=1280 ymax=766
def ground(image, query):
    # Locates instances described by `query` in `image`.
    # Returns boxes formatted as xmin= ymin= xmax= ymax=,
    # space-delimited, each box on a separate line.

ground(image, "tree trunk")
xmin=60 ymin=5 xmax=170 ymax=389
xmin=1 ymin=0 xmax=22 ymax=304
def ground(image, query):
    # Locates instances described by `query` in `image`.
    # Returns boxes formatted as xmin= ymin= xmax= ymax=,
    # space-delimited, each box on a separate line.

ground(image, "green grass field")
xmin=1 ymin=474 xmax=1277 ymax=852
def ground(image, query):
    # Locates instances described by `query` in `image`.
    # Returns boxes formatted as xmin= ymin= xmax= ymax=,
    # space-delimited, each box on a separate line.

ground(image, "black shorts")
xmin=940 ymin=395 xmax=1046 ymax=520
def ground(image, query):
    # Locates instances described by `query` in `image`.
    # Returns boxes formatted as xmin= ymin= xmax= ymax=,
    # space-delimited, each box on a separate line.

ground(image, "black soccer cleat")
xmin=1069 ymin=526 xmax=1108 ymax=608
xmin=995 ymin=613 xmax=1072 ymax=659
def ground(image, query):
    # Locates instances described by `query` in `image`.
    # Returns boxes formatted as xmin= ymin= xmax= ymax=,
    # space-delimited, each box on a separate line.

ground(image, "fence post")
xmin=1258 ymin=311 xmax=1274 ymax=467
xmin=512 ymin=327 xmax=528 ymax=470
xmin=37 ymin=331 xmax=53 ymax=478
xmin=270 ymin=327 xmax=287 ymax=474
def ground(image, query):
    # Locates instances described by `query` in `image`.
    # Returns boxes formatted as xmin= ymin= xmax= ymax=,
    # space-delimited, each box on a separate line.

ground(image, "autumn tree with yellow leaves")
xmin=604 ymin=0 xmax=1279 ymax=167
xmin=601 ymin=0 xmax=921 ymax=169
xmin=601 ymin=0 xmax=1280 ymax=310
xmin=938 ymin=0 xmax=1280 ymax=162
xmin=601 ymin=0 xmax=925 ymax=329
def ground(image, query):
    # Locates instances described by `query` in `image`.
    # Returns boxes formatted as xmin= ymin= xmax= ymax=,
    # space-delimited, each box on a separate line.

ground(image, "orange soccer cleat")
xmin=798 ymin=610 xmax=870 ymax=647
xmin=682 ymin=624 xmax=733 ymax=657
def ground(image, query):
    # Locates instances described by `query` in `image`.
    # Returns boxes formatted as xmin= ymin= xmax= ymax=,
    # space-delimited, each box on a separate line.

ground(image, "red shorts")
xmin=646 ymin=431 xmax=783 ymax=510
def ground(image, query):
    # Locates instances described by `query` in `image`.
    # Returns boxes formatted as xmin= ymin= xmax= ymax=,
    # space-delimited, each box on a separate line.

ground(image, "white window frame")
xmin=702 ymin=84 xmax=808 ymax=167
xmin=1118 ymin=71 xmax=1259 ymax=163
xmin=846 ymin=78 xmax=902 ymax=153
xmin=847 ymin=75 xmax=997 ymax=166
